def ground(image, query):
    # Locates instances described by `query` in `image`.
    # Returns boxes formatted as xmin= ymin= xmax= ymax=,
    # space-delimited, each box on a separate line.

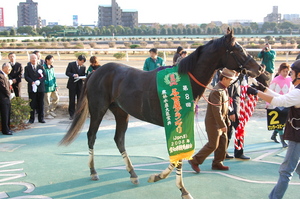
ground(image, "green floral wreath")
xmin=164 ymin=72 xmax=181 ymax=85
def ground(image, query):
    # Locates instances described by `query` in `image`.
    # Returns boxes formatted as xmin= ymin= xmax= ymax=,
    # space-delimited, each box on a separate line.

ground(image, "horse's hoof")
xmin=91 ymin=174 xmax=99 ymax=181
xmin=182 ymin=193 xmax=194 ymax=199
xmin=147 ymin=174 xmax=157 ymax=183
xmin=130 ymin=177 xmax=139 ymax=184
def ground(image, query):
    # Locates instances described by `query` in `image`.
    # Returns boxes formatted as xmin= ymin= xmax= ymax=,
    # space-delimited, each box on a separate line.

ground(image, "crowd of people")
xmin=0 ymin=52 xmax=101 ymax=135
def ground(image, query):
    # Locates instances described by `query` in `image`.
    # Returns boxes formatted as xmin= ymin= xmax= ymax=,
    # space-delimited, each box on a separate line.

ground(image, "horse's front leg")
xmin=176 ymin=160 xmax=193 ymax=199
xmin=89 ymin=148 xmax=99 ymax=180
xmin=148 ymin=162 xmax=175 ymax=183
xmin=122 ymin=151 xmax=139 ymax=184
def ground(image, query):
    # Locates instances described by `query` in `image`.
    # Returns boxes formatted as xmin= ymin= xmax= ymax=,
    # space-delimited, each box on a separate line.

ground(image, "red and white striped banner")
xmin=234 ymin=79 xmax=258 ymax=150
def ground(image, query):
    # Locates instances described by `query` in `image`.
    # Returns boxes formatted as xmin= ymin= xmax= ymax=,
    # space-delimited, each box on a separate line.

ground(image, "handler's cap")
xmin=221 ymin=68 xmax=237 ymax=80
xmin=291 ymin=59 xmax=300 ymax=73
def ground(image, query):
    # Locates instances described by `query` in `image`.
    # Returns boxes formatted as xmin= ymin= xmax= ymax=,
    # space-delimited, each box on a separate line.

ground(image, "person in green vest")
xmin=86 ymin=56 xmax=101 ymax=76
xmin=143 ymin=48 xmax=166 ymax=71
xmin=258 ymin=43 xmax=276 ymax=86
xmin=43 ymin=55 xmax=59 ymax=119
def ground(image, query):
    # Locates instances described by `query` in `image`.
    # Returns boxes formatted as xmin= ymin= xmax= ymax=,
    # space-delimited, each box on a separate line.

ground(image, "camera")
xmin=265 ymin=47 xmax=269 ymax=51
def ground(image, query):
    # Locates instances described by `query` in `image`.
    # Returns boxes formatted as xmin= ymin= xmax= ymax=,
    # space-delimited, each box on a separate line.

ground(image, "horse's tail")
xmin=59 ymin=75 xmax=91 ymax=146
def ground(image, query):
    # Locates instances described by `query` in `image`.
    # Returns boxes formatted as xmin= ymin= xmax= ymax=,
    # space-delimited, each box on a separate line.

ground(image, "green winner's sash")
xmin=157 ymin=65 xmax=195 ymax=164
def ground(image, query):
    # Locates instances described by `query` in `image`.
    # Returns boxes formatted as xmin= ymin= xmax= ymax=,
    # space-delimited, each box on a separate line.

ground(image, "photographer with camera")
xmin=258 ymin=43 xmax=276 ymax=86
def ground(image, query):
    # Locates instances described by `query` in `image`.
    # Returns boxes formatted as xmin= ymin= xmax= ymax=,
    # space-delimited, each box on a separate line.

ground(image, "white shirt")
xmin=268 ymin=86 xmax=300 ymax=108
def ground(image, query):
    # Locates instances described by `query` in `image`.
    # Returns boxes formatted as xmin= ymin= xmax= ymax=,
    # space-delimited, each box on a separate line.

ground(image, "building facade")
xmin=17 ymin=0 xmax=38 ymax=27
xmin=264 ymin=6 xmax=281 ymax=23
xmin=283 ymin=14 xmax=300 ymax=24
xmin=98 ymin=0 xmax=138 ymax=28
xmin=0 ymin=7 xmax=4 ymax=27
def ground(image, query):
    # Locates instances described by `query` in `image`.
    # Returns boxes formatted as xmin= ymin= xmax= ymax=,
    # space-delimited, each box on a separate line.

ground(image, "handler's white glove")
xmin=32 ymin=83 xmax=37 ymax=93
xmin=9 ymin=80 xmax=13 ymax=85
xmin=35 ymin=80 xmax=40 ymax=86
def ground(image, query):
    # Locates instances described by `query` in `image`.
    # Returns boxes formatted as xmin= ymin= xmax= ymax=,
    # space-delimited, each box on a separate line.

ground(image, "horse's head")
xmin=221 ymin=28 xmax=264 ymax=78
xmin=252 ymin=64 xmax=270 ymax=86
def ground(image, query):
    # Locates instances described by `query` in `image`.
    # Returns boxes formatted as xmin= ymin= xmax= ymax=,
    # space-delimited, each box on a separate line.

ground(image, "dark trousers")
xmin=68 ymin=86 xmax=82 ymax=117
xmin=12 ymin=83 xmax=21 ymax=97
xmin=28 ymin=92 xmax=44 ymax=122
xmin=0 ymin=98 xmax=11 ymax=134
xmin=227 ymin=120 xmax=239 ymax=143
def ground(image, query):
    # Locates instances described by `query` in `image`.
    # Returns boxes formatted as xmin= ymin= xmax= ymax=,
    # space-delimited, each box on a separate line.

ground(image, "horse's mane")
xmin=178 ymin=35 xmax=228 ymax=74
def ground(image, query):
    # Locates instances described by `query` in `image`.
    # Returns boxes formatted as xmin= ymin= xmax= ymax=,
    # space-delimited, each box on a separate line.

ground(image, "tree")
xmin=10 ymin=28 xmax=16 ymax=36
xmin=116 ymin=25 xmax=125 ymax=35
xmin=172 ymin=28 xmax=177 ymax=35
xmin=107 ymin=25 xmax=116 ymax=34
xmin=207 ymin=27 xmax=212 ymax=34
xmin=160 ymin=27 xmax=167 ymax=35
xmin=177 ymin=28 xmax=182 ymax=35
xmin=192 ymin=28 xmax=197 ymax=35
xmin=133 ymin=27 xmax=139 ymax=35
xmin=246 ymin=27 xmax=252 ymax=34
xmin=167 ymin=28 xmax=172 ymax=35
xmin=200 ymin=24 xmax=207 ymax=30
xmin=212 ymin=28 xmax=217 ymax=35
xmin=279 ymin=21 xmax=294 ymax=30
xmin=100 ymin=26 xmax=107 ymax=35
xmin=2 ymin=30 xmax=9 ymax=36
xmin=106 ymin=29 xmax=112 ymax=35
xmin=261 ymin=22 xmax=270 ymax=33
xmin=250 ymin=22 xmax=259 ymax=33
xmin=124 ymin=27 xmax=132 ymax=35
xmin=17 ymin=26 xmax=36 ymax=35
xmin=51 ymin=25 xmax=65 ymax=32
xmin=83 ymin=26 xmax=93 ymax=35
xmin=38 ymin=26 xmax=52 ymax=36
xmin=94 ymin=27 xmax=100 ymax=35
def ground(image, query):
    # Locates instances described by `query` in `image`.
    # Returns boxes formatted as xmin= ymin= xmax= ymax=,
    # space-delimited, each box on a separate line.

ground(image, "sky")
xmin=1 ymin=0 xmax=300 ymax=27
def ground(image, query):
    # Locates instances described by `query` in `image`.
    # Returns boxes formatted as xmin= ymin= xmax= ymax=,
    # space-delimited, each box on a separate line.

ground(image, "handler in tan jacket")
xmin=188 ymin=68 xmax=237 ymax=173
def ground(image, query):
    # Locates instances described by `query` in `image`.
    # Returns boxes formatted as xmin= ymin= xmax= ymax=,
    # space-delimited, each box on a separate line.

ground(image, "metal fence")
xmin=1 ymin=48 xmax=300 ymax=62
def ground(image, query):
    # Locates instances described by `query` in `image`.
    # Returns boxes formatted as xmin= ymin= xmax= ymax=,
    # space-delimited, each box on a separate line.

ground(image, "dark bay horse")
xmin=60 ymin=29 xmax=263 ymax=199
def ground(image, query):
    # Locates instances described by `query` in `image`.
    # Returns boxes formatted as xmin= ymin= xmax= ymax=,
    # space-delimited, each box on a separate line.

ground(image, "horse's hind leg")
xmin=109 ymin=104 xmax=139 ymax=184
xmin=87 ymin=109 xmax=106 ymax=181
xmin=176 ymin=160 xmax=193 ymax=199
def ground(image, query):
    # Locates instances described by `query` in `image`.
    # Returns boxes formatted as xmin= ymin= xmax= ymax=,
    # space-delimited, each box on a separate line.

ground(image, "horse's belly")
xmin=116 ymin=92 xmax=164 ymax=126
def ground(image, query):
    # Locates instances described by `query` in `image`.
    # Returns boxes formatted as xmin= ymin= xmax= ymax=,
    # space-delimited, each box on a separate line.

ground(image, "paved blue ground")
xmin=1 ymin=117 xmax=299 ymax=199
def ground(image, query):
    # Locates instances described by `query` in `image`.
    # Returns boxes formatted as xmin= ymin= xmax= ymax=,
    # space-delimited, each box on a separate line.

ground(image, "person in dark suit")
xmin=24 ymin=54 xmax=46 ymax=124
xmin=226 ymin=74 xmax=251 ymax=160
xmin=65 ymin=54 xmax=86 ymax=120
xmin=0 ymin=63 xmax=13 ymax=135
xmin=8 ymin=52 xmax=23 ymax=97
xmin=33 ymin=50 xmax=45 ymax=66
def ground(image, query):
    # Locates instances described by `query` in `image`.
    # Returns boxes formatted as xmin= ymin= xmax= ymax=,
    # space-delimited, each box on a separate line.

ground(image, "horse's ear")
xmin=226 ymin=27 xmax=231 ymax=34
xmin=226 ymin=27 xmax=235 ymax=46
xmin=226 ymin=27 xmax=234 ymax=36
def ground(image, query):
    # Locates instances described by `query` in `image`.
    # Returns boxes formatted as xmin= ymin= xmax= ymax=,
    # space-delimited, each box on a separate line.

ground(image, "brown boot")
xmin=212 ymin=163 xmax=229 ymax=170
